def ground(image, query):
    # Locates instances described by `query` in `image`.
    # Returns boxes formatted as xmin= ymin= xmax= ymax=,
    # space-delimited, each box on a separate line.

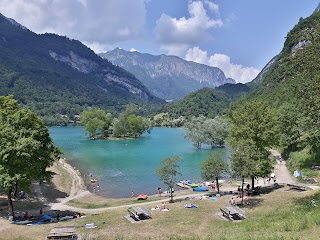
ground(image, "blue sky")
xmin=0 ymin=0 xmax=318 ymax=83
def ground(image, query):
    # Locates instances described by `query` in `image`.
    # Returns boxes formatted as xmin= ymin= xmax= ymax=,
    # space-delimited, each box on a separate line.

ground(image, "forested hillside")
xmin=0 ymin=14 xmax=162 ymax=125
xmin=231 ymin=8 xmax=320 ymax=170
xmin=164 ymin=83 xmax=250 ymax=119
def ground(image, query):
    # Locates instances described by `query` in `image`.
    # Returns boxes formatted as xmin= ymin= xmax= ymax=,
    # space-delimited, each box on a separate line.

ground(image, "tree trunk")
xmin=241 ymin=176 xmax=244 ymax=205
xmin=169 ymin=185 xmax=174 ymax=203
xmin=13 ymin=182 xmax=18 ymax=198
xmin=251 ymin=177 xmax=255 ymax=190
xmin=216 ymin=177 xmax=220 ymax=193
xmin=7 ymin=188 xmax=14 ymax=220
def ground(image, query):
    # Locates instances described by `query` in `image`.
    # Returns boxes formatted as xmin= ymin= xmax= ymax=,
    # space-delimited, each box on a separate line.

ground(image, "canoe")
xmin=90 ymin=179 xmax=97 ymax=183
xmin=188 ymin=183 xmax=198 ymax=188
xmin=193 ymin=186 xmax=209 ymax=192
xmin=137 ymin=194 xmax=148 ymax=200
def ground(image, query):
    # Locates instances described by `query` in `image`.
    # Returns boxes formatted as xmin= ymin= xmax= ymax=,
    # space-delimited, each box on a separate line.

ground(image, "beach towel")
xmin=184 ymin=204 xmax=198 ymax=208
xmin=85 ymin=223 xmax=97 ymax=228
xmin=41 ymin=215 xmax=52 ymax=221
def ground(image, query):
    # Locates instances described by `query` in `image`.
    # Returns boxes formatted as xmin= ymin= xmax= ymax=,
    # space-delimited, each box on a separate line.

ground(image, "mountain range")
xmin=0 ymin=13 xmax=162 ymax=124
xmin=100 ymin=48 xmax=235 ymax=100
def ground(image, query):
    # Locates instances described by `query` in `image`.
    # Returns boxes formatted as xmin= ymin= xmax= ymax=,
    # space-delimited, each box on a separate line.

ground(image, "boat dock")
xmin=176 ymin=182 xmax=191 ymax=189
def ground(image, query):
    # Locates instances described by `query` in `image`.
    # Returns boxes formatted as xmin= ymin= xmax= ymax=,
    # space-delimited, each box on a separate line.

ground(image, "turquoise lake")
xmin=49 ymin=127 xmax=228 ymax=198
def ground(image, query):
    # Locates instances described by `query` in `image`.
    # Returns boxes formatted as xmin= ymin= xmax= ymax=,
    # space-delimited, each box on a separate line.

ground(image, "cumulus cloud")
xmin=155 ymin=0 xmax=223 ymax=56
xmin=186 ymin=47 xmax=260 ymax=83
xmin=204 ymin=0 xmax=219 ymax=14
xmin=0 ymin=0 xmax=146 ymax=52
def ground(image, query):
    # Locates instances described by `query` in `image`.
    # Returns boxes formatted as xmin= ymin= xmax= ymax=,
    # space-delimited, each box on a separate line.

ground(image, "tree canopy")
xmin=80 ymin=108 xmax=112 ymax=139
xmin=201 ymin=152 xmax=229 ymax=193
xmin=228 ymin=100 xmax=278 ymax=188
xmin=156 ymin=156 xmax=182 ymax=203
xmin=184 ymin=115 xmax=229 ymax=149
xmin=0 ymin=96 xmax=60 ymax=218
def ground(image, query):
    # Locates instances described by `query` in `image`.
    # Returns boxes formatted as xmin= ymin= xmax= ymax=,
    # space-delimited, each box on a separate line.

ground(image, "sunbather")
xmin=229 ymin=197 xmax=236 ymax=205
xmin=156 ymin=202 xmax=166 ymax=211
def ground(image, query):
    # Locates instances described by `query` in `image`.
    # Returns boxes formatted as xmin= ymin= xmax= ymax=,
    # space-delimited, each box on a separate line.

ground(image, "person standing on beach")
xmin=131 ymin=191 xmax=135 ymax=199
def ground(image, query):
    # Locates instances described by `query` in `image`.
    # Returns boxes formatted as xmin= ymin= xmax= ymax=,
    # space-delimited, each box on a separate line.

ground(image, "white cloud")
xmin=204 ymin=0 xmax=219 ymax=14
xmin=186 ymin=47 xmax=260 ymax=83
xmin=83 ymin=41 xmax=108 ymax=53
xmin=155 ymin=0 xmax=223 ymax=56
xmin=0 ymin=0 xmax=147 ymax=50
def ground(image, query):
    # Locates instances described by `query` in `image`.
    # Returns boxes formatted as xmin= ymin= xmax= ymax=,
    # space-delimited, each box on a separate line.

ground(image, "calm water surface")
xmin=49 ymin=127 xmax=228 ymax=198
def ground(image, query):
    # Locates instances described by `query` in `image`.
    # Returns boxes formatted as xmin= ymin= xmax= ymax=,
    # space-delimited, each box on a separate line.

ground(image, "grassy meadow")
xmin=0 ymin=184 xmax=319 ymax=240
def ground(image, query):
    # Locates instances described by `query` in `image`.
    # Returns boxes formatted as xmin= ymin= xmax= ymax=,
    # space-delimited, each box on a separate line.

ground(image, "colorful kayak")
xmin=193 ymin=186 xmax=209 ymax=192
xmin=188 ymin=183 xmax=199 ymax=188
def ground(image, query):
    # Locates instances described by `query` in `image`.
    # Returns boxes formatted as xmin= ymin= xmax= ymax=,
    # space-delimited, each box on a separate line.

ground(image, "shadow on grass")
xmin=239 ymin=198 xmax=265 ymax=209
xmin=259 ymin=183 xmax=284 ymax=195
xmin=0 ymin=180 xmax=72 ymax=221
xmin=40 ymin=181 xmax=68 ymax=203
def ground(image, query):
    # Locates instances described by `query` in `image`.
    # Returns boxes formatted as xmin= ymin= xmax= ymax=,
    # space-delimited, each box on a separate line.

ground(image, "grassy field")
xmin=0 ymin=185 xmax=319 ymax=240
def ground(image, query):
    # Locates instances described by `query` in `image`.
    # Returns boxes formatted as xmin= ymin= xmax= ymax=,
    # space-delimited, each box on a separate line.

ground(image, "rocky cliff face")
xmin=48 ymin=50 xmax=148 ymax=98
xmin=100 ymin=48 xmax=235 ymax=100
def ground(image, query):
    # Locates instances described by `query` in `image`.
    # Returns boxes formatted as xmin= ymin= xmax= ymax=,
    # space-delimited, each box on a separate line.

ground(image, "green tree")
xmin=0 ymin=96 xmax=60 ymax=219
xmin=184 ymin=115 xmax=207 ymax=149
xmin=112 ymin=106 xmax=151 ymax=138
xmin=201 ymin=153 xmax=229 ymax=193
xmin=156 ymin=156 xmax=182 ymax=203
xmin=295 ymin=76 xmax=320 ymax=161
xmin=205 ymin=116 xmax=229 ymax=148
xmin=228 ymin=100 xmax=278 ymax=189
xmin=277 ymin=103 xmax=302 ymax=152
xmin=80 ymin=108 xmax=112 ymax=139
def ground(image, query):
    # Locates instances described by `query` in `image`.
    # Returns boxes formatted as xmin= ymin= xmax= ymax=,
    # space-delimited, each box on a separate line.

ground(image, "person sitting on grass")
xmin=243 ymin=194 xmax=249 ymax=205
xmin=24 ymin=212 xmax=30 ymax=220
xmin=229 ymin=197 xmax=236 ymax=206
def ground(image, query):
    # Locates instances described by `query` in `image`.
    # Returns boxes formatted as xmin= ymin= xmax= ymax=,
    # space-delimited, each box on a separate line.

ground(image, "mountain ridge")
xmin=0 ymin=13 xmax=163 ymax=124
xmin=100 ymin=48 xmax=235 ymax=100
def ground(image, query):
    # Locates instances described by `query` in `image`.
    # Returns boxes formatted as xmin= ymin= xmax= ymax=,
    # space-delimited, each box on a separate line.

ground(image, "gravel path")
xmin=270 ymin=149 xmax=295 ymax=184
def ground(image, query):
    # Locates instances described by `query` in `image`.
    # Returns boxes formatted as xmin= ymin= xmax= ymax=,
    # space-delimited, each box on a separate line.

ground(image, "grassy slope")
xmin=0 ymin=187 xmax=319 ymax=239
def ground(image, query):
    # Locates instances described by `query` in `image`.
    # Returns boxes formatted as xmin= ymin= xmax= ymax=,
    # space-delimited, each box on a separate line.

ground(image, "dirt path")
xmin=270 ymin=149 xmax=295 ymax=184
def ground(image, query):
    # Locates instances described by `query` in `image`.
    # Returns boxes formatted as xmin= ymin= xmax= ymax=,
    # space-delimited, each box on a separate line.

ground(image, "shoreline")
xmin=49 ymin=149 xmax=299 ymax=211
xmin=52 ymin=157 xmax=240 ymax=201
xmin=49 ymin=158 xmax=92 ymax=210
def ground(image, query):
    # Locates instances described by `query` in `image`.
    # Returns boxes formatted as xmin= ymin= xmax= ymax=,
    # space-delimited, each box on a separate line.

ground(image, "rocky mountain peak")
xmin=100 ymin=49 xmax=235 ymax=100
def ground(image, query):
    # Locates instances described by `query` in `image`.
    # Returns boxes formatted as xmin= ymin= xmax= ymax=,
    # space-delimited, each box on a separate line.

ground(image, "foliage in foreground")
xmin=156 ymin=156 xmax=182 ymax=203
xmin=0 ymin=96 xmax=59 ymax=217
xmin=201 ymin=152 xmax=229 ymax=193
xmin=228 ymin=100 xmax=278 ymax=188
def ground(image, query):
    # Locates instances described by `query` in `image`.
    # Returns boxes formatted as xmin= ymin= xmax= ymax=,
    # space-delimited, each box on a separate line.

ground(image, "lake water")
xmin=49 ymin=127 xmax=228 ymax=198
